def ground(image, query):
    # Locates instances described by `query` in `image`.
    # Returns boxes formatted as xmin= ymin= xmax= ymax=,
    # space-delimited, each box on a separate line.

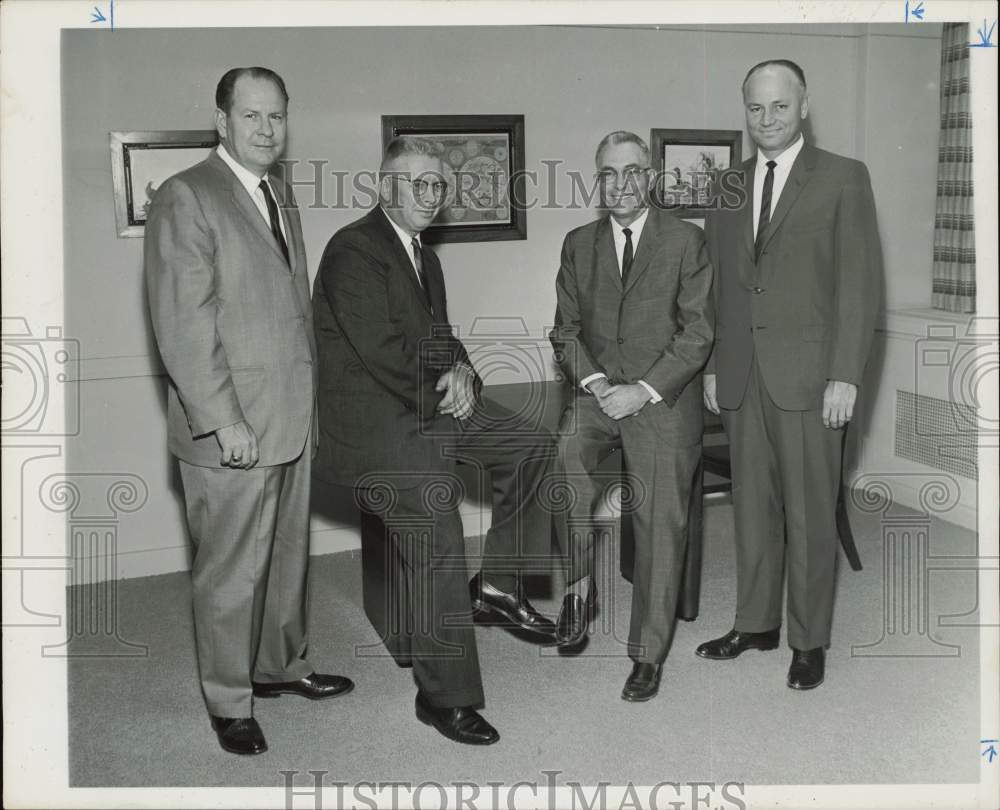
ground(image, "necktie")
xmin=411 ymin=238 xmax=434 ymax=313
xmin=259 ymin=179 xmax=290 ymax=266
xmin=621 ymin=227 xmax=634 ymax=286
xmin=754 ymin=160 xmax=777 ymax=262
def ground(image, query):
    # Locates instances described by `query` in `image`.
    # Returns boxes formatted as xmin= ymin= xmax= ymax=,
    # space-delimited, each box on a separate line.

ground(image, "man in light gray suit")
xmin=145 ymin=67 xmax=352 ymax=756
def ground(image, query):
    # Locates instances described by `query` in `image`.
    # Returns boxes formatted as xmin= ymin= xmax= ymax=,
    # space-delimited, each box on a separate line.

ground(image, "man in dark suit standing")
xmin=697 ymin=60 xmax=883 ymax=689
xmin=312 ymin=136 xmax=557 ymax=745
xmin=550 ymin=131 xmax=714 ymax=701
xmin=145 ymin=67 xmax=353 ymax=756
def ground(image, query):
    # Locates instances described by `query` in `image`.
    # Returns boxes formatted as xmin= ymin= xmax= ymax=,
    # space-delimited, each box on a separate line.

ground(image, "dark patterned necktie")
xmin=754 ymin=160 xmax=777 ymax=262
xmin=259 ymin=179 xmax=290 ymax=266
xmin=411 ymin=238 xmax=433 ymax=313
xmin=621 ymin=227 xmax=634 ymax=286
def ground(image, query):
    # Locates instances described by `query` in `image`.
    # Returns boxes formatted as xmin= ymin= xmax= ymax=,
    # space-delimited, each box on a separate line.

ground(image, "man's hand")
xmin=823 ymin=380 xmax=857 ymax=429
xmin=215 ymin=420 xmax=260 ymax=469
xmin=703 ymin=373 xmax=720 ymax=415
xmin=597 ymin=384 xmax=651 ymax=420
xmin=586 ymin=377 xmax=612 ymax=398
xmin=435 ymin=364 xmax=477 ymax=420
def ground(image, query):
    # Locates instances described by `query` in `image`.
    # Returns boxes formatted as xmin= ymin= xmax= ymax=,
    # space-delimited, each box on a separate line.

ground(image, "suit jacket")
xmin=704 ymin=144 xmax=883 ymax=411
xmin=312 ymin=207 xmax=478 ymax=486
xmin=550 ymin=206 xmax=715 ymax=446
xmin=144 ymin=150 xmax=317 ymax=468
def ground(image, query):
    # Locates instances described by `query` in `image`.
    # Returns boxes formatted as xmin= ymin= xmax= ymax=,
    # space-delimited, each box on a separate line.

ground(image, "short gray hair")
xmin=380 ymin=136 xmax=440 ymax=173
xmin=595 ymin=131 xmax=651 ymax=167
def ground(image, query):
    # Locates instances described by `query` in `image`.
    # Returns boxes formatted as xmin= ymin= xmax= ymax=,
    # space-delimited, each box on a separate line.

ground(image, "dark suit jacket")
xmin=312 ymin=207 xmax=478 ymax=486
xmin=145 ymin=151 xmax=316 ymax=467
xmin=704 ymin=144 xmax=883 ymax=411
xmin=550 ymin=206 xmax=715 ymax=445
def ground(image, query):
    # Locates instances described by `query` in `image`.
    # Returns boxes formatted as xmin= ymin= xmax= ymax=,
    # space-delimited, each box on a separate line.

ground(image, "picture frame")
xmin=649 ymin=128 xmax=743 ymax=218
xmin=380 ymin=114 xmax=526 ymax=243
xmin=109 ymin=130 xmax=219 ymax=237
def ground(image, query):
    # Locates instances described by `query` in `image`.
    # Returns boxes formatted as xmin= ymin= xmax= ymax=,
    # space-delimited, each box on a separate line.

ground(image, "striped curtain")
xmin=932 ymin=23 xmax=976 ymax=313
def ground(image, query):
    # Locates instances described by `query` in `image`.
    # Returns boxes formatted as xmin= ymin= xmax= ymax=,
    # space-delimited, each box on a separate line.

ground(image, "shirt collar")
xmin=380 ymin=205 xmax=422 ymax=253
xmin=609 ymin=206 xmax=649 ymax=241
xmin=756 ymin=133 xmax=805 ymax=172
xmin=217 ymin=144 xmax=270 ymax=196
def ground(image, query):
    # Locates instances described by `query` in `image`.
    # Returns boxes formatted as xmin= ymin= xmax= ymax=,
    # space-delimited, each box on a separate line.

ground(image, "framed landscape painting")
xmin=650 ymin=128 xmax=742 ymax=218
xmin=110 ymin=130 xmax=218 ymax=237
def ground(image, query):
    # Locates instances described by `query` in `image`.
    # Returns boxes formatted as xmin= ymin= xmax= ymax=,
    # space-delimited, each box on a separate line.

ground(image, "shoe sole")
xmin=471 ymin=600 xmax=558 ymax=643
xmin=415 ymin=703 xmax=500 ymax=746
xmin=695 ymin=641 xmax=780 ymax=660
xmin=253 ymin=682 xmax=355 ymax=700
xmin=787 ymin=677 xmax=824 ymax=690
xmin=621 ymin=689 xmax=659 ymax=702
xmin=215 ymin=737 xmax=268 ymax=755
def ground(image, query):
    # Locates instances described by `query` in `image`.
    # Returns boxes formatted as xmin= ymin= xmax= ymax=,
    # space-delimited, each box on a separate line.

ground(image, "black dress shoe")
xmin=210 ymin=715 xmax=267 ymax=755
xmin=556 ymin=581 xmax=597 ymax=648
xmin=415 ymin=692 xmax=499 ymax=746
xmin=469 ymin=573 xmax=557 ymax=640
xmin=695 ymin=627 xmax=780 ymax=660
xmin=252 ymin=672 xmax=354 ymax=700
xmin=787 ymin=647 xmax=825 ymax=690
xmin=621 ymin=662 xmax=663 ymax=702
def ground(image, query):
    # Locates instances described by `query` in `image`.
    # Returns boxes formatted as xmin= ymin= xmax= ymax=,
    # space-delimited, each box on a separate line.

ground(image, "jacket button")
xmin=752 ymin=287 xmax=764 ymax=294
xmin=617 ymin=337 xmax=624 ymax=344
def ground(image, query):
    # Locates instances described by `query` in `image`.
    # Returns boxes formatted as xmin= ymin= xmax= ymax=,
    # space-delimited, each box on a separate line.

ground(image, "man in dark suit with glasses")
xmin=312 ymin=136 xmax=559 ymax=745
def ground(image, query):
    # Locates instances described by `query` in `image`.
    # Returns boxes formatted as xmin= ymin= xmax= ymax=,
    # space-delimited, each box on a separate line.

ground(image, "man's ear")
xmin=215 ymin=108 xmax=228 ymax=141
xmin=801 ymin=94 xmax=810 ymax=120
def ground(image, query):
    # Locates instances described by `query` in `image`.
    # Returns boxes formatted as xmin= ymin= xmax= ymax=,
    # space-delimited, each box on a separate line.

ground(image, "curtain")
xmin=932 ymin=23 xmax=976 ymax=313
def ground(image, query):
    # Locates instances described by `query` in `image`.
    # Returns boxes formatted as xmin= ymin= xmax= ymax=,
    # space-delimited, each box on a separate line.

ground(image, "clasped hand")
xmin=436 ymin=364 xmax=477 ymax=420
xmin=589 ymin=378 xmax=651 ymax=420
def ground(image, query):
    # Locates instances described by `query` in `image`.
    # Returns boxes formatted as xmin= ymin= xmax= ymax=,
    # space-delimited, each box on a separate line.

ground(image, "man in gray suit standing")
xmin=145 ymin=67 xmax=352 ymax=756
xmin=550 ymin=131 xmax=714 ymax=701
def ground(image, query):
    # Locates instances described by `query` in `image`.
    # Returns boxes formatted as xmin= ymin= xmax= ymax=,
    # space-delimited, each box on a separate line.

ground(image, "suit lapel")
xmin=758 ymin=144 xmax=817 ymax=273
xmin=373 ymin=208 xmax=433 ymax=316
xmin=622 ymin=208 xmax=661 ymax=297
xmin=208 ymin=152 xmax=291 ymax=271
xmin=594 ymin=217 xmax=623 ymax=293
xmin=739 ymin=162 xmax=756 ymax=263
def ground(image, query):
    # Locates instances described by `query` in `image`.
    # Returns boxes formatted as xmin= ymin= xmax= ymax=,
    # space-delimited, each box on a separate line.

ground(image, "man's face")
xmin=216 ymin=75 xmax=287 ymax=176
xmin=596 ymin=141 xmax=651 ymax=222
xmin=380 ymin=154 xmax=448 ymax=236
xmin=743 ymin=66 xmax=808 ymax=157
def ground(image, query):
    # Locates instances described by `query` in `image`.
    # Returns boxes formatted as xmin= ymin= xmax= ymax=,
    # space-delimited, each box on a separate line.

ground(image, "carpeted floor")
xmin=68 ymin=500 xmax=981 ymax=787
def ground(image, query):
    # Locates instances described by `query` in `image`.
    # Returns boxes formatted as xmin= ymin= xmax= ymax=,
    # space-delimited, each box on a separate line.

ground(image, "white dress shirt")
xmin=217 ymin=144 xmax=287 ymax=241
xmin=752 ymin=134 xmax=805 ymax=238
xmin=580 ymin=207 xmax=661 ymax=404
xmin=381 ymin=207 xmax=425 ymax=285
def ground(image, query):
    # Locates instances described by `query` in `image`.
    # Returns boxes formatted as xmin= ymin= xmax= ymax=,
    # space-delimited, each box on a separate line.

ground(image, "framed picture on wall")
xmin=650 ymin=128 xmax=742 ymax=218
xmin=109 ymin=130 xmax=219 ymax=237
xmin=380 ymin=114 xmax=526 ymax=243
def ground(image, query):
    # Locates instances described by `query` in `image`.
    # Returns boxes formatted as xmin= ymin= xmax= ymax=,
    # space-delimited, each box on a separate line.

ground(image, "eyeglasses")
xmin=596 ymin=166 xmax=648 ymax=186
xmin=393 ymin=175 xmax=449 ymax=200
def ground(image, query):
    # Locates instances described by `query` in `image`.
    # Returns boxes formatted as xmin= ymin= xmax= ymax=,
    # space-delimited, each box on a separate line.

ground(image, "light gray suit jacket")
xmin=145 ymin=150 xmax=316 ymax=468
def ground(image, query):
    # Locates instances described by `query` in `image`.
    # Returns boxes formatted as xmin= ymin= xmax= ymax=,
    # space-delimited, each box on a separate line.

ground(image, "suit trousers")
xmin=721 ymin=356 xmax=842 ymax=651
xmin=358 ymin=398 xmax=555 ymax=708
xmin=555 ymin=395 xmax=701 ymax=663
xmin=178 ymin=447 xmax=314 ymax=718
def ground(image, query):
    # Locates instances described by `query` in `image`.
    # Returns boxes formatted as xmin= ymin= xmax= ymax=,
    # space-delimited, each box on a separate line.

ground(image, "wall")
xmin=60 ymin=24 xmax=949 ymax=579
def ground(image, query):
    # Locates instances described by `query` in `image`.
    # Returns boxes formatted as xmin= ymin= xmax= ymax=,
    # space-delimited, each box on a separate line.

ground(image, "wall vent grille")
xmin=894 ymin=390 xmax=978 ymax=480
